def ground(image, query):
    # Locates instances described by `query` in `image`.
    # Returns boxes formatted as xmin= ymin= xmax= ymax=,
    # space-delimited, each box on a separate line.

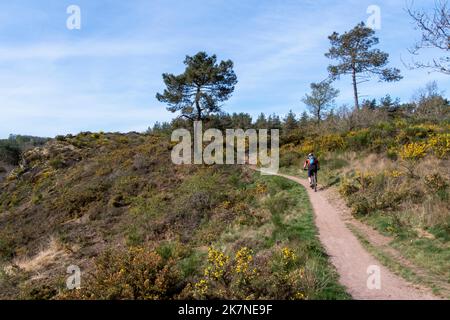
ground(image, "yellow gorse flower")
xmin=282 ymin=247 xmax=296 ymax=265
xmin=255 ymin=182 xmax=268 ymax=195
xmin=399 ymin=142 xmax=428 ymax=160
xmin=205 ymin=247 xmax=229 ymax=280
xmin=194 ymin=279 xmax=208 ymax=296
xmin=234 ymin=247 xmax=253 ymax=274
xmin=294 ymin=292 xmax=306 ymax=300
xmin=388 ymin=170 xmax=404 ymax=178
xmin=221 ymin=200 xmax=232 ymax=209
xmin=319 ymin=134 xmax=346 ymax=151
xmin=428 ymin=133 xmax=450 ymax=159
xmin=298 ymin=139 xmax=315 ymax=155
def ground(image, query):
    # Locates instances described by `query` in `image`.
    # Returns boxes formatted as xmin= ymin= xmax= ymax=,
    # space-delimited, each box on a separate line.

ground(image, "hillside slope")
xmin=0 ymin=132 xmax=348 ymax=300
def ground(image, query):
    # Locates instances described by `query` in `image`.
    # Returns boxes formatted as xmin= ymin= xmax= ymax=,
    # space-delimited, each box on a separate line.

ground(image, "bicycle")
xmin=311 ymin=170 xmax=317 ymax=192
xmin=303 ymin=168 xmax=318 ymax=192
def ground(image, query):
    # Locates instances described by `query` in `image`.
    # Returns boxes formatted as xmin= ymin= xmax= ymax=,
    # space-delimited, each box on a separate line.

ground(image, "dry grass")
xmin=342 ymin=152 xmax=394 ymax=174
xmin=334 ymin=151 xmax=449 ymax=227
xmin=416 ymin=157 xmax=450 ymax=179
xmin=13 ymin=237 xmax=67 ymax=273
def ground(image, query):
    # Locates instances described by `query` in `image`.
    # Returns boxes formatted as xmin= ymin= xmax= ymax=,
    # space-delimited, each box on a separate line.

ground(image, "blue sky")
xmin=0 ymin=0 xmax=449 ymax=138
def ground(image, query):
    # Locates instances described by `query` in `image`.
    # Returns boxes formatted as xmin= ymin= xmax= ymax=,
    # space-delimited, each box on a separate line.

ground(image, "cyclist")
xmin=303 ymin=153 xmax=320 ymax=188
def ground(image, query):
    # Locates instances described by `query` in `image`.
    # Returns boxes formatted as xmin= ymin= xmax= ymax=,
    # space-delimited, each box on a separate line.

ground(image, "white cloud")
xmin=0 ymin=39 xmax=178 ymax=61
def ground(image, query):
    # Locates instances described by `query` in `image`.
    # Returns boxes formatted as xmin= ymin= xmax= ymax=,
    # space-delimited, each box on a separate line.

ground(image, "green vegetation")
xmin=0 ymin=135 xmax=49 ymax=168
xmin=60 ymin=174 xmax=348 ymax=300
xmin=0 ymin=131 xmax=347 ymax=300
xmin=347 ymin=224 xmax=420 ymax=285
xmin=348 ymin=223 xmax=448 ymax=297
xmin=278 ymin=94 xmax=449 ymax=295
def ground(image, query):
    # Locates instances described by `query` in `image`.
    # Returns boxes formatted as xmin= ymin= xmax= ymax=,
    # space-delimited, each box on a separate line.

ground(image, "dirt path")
xmin=274 ymin=172 xmax=441 ymax=300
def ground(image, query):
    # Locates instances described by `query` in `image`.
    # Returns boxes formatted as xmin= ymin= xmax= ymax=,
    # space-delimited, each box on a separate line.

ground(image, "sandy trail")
xmin=274 ymin=172 xmax=440 ymax=300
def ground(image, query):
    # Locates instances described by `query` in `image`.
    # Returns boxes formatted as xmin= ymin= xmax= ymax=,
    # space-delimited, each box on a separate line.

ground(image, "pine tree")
xmin=156 ymin=52 xmax=238 ymax=121
xmin=302 ymin=80 xmax=339 ymax=124
xmin=299 ymin=111 xmax=310 ymax=127
xmin=325 ymin=22 xmax=402 ymax=110
xmin=283 ymin=110 xmax=298 ymax=131
xmin=254 ymin=113 xmax=268 ymax=129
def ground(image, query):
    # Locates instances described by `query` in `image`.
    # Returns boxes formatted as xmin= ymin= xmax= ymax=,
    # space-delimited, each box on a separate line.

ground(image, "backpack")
xmin=309 ymin=156 xmax=316 ymax=166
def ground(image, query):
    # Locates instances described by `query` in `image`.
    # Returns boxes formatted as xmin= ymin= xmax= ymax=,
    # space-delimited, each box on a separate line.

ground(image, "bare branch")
xmin=406 ymin=0 xmax=450 ymax=74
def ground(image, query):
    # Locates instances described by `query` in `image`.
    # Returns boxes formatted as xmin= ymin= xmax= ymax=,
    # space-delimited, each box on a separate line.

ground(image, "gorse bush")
xmin=319 ymin=134 xmax=346 ymax=152
xmin=399 ymin=142 xmax=428 ymax=161
xmin=428 ymin=133 xmax=450 ymax=159
xmin=395 ymin=134 xmax=449 ymax=161
xmin=61 ymin=247 xmax=182 ymax=300
xmin=346 ymin=129 xmax=371 ymax=149
xmin=186 ymin=246 xmax=310 ymax=300
xmin=279 ymin=150 xmax=302 ymax=168
xmin=288 ymin=119 xmax=449 ymax=161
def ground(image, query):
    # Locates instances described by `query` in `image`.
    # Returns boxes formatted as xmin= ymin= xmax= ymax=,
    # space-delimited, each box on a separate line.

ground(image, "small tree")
xmin=283 ymin=110 xmax=298 ymax=131
xmin=156 ymin=52 xmax=238 ymax=121
xmin=325 ymin=22 xmax=402 ymax=110
xmin=230 ymin=112 xmax=252 ymax=129
xmin=413 ymin=81 xmax=449 ymax=120
xmin=379 ymin=94 xmax=400 ymax=108
xmin=267 ymin=114 xmax=282 ymax=130
xmin=407 ymin=0 xmax=450 ymax=74
xmin=299 ymin=111 xmax=310 ymax=126
xmin=254 ymin=113 xmax=268 ymax=129
xmin=302 ymin=80 xmax=339 ymax=124
xmin=379 ymin=94 xmax=401 ymax=118
xmin=361 ymin=98 xmax=377 ymax=110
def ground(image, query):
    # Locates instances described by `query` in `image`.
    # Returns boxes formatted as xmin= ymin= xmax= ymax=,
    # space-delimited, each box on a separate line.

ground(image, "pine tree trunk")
xmin=195 ymin=86 xmax=202 ymax=120
xmin=352 ymin=69 xmax=359 ymax=110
